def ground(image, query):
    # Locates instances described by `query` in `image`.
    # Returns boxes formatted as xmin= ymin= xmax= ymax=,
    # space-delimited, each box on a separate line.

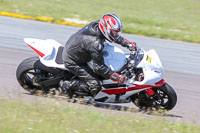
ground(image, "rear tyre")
xmin=131 ymin=83 xmax=177 ymax=111
xmin=16 ymin=57 xmax=61 ymax=94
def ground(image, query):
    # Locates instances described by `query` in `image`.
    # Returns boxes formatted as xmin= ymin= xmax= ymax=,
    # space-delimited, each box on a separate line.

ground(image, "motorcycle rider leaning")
xmin=62 ymin=13 xmax=137 ymax=98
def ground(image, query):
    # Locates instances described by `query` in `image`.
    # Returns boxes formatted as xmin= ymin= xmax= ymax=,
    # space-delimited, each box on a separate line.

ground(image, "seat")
xmin=55 ymin=46 xmax=64 ymax=64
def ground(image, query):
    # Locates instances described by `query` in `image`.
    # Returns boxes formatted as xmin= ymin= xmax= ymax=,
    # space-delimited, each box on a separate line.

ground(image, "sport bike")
xmin=16 ymin=38 xmax=177 ymax=110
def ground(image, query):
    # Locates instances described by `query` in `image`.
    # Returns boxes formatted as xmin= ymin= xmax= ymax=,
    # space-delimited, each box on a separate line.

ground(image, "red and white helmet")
xmin=99 ymin=13 xmax=123 ymax=42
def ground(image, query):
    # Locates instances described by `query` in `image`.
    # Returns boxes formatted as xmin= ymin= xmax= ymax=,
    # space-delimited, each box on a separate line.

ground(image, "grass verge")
xmin=0 ymin=0 xmax=200 ymax=43
xmin=0 ymin=98 xmax=200 ymax=133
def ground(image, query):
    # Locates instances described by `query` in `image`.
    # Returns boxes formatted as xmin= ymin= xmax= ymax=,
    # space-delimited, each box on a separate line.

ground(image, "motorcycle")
xmin=16 ymin=38 xmax=177 ymax=110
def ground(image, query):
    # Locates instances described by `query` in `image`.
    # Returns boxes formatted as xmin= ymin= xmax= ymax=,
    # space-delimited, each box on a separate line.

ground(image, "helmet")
xmin=99 ymin=13 xmax=123 ymax=42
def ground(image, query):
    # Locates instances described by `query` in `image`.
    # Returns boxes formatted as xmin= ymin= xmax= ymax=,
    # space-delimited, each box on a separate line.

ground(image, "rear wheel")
xmin=16 ymin=57 xmax=61 ymax=94
xmin=131 ymin=83 xmax=177 ymax=111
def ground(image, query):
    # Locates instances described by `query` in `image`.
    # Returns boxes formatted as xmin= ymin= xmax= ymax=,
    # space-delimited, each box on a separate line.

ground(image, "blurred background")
xmin=0 ymin=0 xmax=200 ymax=43
xmin=0 ymin=0 xmax=200 ymax=133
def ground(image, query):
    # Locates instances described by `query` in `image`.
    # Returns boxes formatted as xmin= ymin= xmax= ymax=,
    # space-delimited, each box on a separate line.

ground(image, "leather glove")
xmin=127 ymin=42 xmax=137 ymax=51
xmin=110 ymin=72 xmax=128 ymax=84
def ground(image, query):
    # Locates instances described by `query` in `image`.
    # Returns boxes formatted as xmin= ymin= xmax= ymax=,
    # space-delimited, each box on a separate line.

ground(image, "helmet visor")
xmin=110 ymin=29 xmax=120 ymax=41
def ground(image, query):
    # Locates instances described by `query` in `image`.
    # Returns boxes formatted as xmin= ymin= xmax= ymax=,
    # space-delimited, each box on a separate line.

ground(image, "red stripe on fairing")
xmin=27 ymin=43 xmax=45 ymax=57
xmin=155 ymin=79 xmax=166 ymax=86
xmin=145 ymin=88 xmax=155 ymax=96
xmin=101 ymin=88 xmax=126 ymax=95
xmin=102 ymin=85 xmax=153 ymax=95
xmin=101 ymin=79 xmax=166 ymax=95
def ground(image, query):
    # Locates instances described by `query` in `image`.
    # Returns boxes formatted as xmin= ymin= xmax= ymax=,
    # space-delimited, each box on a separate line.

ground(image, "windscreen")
xmin=134 ymin=48 xmax=144 ymax=67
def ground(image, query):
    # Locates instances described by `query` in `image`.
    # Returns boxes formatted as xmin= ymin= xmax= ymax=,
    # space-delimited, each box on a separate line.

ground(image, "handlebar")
xmin=127 ymin=49 xmax=137 ymax=62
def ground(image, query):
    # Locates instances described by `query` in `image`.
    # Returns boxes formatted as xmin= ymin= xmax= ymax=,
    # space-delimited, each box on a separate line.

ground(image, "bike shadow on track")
xmin=85 ymin=100 xmax=183 ymax=119
xmin=24 ymin=92 xmax=183 ymax=119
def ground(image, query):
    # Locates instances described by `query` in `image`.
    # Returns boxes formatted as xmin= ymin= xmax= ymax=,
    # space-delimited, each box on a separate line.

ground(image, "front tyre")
xmin=156 ymin=83 xmax=177 ymax=110
xmin=131 ymin=83 xmax=177 ymax=111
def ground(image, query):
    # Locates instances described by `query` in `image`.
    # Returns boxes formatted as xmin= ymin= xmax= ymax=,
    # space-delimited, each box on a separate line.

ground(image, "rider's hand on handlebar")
xmin=110 ymin=72 xmax=128 ymax=84
xmin=127 ymin=42 xmax=137 ymax=52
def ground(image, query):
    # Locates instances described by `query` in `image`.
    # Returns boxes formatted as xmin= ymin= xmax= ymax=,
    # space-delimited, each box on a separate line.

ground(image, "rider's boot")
xmin=62 ymin=80 xmax=101 ymax=98
xmin=86 ymin=81 xmax=101 ymax=97
xmin=62 ymin=80 xmax=90 ymax=98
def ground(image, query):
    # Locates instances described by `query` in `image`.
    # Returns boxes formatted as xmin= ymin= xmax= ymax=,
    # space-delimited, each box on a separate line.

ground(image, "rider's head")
xmin=99 ymin=13 xmax=123 ymax=42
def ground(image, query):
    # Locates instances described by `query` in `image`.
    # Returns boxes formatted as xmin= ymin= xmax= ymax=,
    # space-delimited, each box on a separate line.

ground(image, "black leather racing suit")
xmin=62 ymin=21 xmax=135 ymax=95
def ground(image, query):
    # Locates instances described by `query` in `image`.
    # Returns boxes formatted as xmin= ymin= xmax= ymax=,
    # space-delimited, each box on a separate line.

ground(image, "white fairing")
xmin=24 ymin=38 xmax=66 ymax=69
xmin=129 ymin=48 xmax=164 ymax=86
xmin=137 ymin=49 xmax=163 ymax=74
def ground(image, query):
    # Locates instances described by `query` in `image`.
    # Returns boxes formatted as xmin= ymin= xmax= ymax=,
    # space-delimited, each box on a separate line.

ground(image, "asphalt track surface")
xmin=0 ymin=15 xmax=200 ymax=123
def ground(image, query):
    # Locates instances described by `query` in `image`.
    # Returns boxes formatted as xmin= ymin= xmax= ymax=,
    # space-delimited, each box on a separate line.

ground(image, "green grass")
xmin=0 ymin=0 xmax=200 ymax=43
xmin=0 ymin=98 xmax=200 ymax=133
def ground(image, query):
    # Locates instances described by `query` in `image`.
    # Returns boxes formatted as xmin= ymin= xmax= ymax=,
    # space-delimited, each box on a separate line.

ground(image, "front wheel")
xmin=131 ymin=83 xmax=177 ymax=111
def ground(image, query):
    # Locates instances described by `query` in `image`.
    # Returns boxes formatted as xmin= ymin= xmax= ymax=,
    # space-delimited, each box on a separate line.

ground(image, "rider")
xmin=62 ymin=13 xmax=137 ymax=98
